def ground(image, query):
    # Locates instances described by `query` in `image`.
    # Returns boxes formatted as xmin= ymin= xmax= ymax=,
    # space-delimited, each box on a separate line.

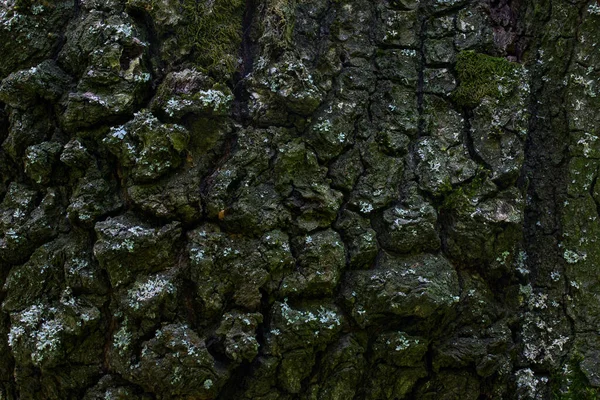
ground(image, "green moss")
xmin=552 ymin=353 xmax=600 ymax=400
xmin=129 ymin=0 xmax=246 ymax=78
xmin=452 ymin=51 xmax=521 ymax=108
xmin=260 ymin=0 xmax=295 ymax=54
xmin=437 ymin=169 xmax=489 ymax=211
xmin=181 ymin=0 xmax=246 ymax=78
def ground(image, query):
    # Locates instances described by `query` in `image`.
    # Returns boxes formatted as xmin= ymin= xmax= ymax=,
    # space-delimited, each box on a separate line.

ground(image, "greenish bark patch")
xmin=453 ymin=50 xmax=522 ymax=108
xmin=181 ymin=0 xmax=245 ymax=77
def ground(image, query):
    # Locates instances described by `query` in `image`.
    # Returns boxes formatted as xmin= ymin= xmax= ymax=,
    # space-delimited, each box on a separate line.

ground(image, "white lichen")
xmin=128 ymin=275 xmax=176 ymax=310
xmin=563 ymin=249 xmax=586 ymax=264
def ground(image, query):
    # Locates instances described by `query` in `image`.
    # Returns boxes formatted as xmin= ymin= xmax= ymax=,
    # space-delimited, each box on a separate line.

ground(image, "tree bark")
xmin=0 ymin=0 xmax=598 ymax=398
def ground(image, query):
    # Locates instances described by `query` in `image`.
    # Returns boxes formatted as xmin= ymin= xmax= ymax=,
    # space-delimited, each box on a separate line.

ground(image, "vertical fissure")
xmin=232 ymin=0 xmax=257 ymax=124
xmin=416 ymin=10 xmax=427 ymax=139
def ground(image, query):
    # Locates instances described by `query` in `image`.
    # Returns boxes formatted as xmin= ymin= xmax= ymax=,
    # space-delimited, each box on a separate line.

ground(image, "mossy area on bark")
xmin=126 ymin=0 xmax=246 ymax=78
xmin=552 ymin=353 xmax=600 ymax=400
xmin=258 ymin=0 xmax=296 ymax=56
xmin=436 ymin=170 xmax=489 ymax=211
xmin=180 ymin=0 xmax=245 ymax=77
xmin=452 ymin=50 xmax=523 ymax=108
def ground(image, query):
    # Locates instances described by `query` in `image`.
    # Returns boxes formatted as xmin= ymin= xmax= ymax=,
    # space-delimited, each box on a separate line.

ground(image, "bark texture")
xmin=0 ymin=0 xmax=598 ymax=398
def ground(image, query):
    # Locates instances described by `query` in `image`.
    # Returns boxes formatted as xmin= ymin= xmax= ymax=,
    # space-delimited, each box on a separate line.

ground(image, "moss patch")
xmin=181 ymin=0 xmax=246 ymax=78
xmin=552 ymin=353 xmax=600 ymax=400
xmin=452 ymin=51 xmax=521 ymax=108
xmin=260 ymin=0 xmax=296 ymax=55
xmin=128 ymin=0 xmax=246 ymax=78
xmin=437 ymin=169 xmax=489 ymax=211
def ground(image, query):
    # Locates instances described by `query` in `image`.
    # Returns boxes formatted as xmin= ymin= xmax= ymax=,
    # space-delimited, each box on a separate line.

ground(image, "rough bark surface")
xmin=0 ymin=0 xmax=598 ymax=398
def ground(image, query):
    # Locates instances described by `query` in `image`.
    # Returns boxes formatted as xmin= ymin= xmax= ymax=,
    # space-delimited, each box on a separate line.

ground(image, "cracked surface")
xmin=0 ymin=0 xmax=599 ymax=398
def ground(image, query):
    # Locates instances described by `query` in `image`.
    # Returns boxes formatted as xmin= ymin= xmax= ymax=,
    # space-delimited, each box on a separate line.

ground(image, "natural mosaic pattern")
xmin=0 ymin=0 xmax=599 ymax=398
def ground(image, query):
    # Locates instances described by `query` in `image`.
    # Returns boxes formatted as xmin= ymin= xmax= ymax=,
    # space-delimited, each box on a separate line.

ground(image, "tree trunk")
xmin=0 ymin=0 xmax=598 ymax=398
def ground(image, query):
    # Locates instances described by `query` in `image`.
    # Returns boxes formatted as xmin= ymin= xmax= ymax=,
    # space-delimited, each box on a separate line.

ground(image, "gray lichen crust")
xmin=0 ymin=0 xmax=598 ymax=399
